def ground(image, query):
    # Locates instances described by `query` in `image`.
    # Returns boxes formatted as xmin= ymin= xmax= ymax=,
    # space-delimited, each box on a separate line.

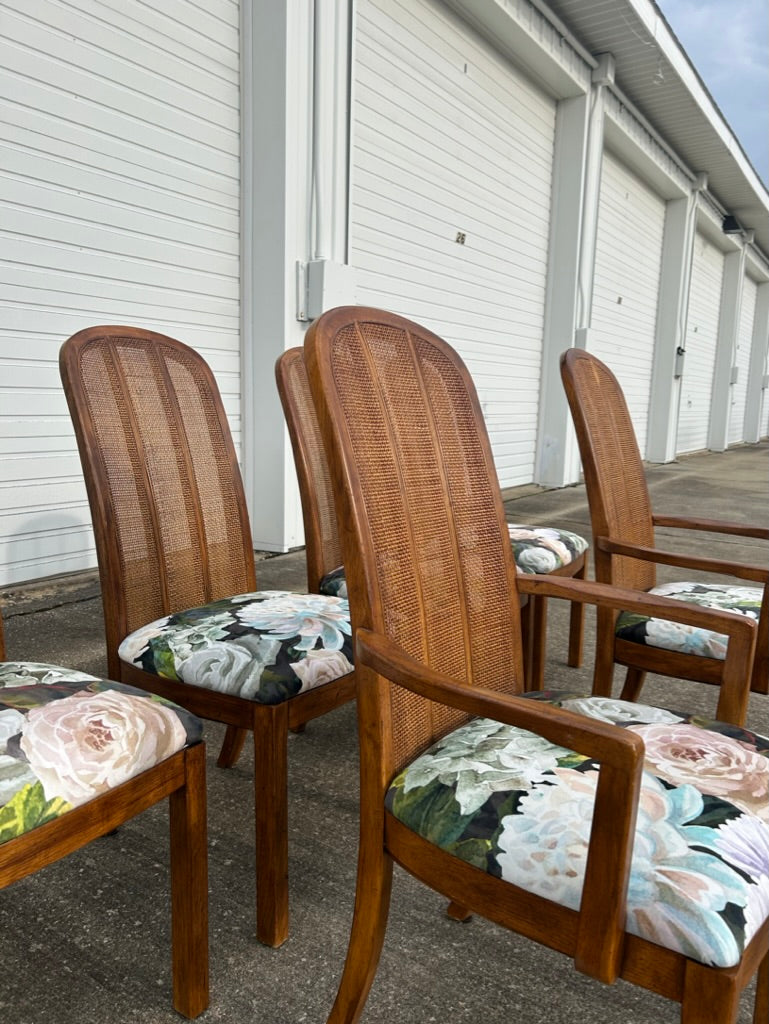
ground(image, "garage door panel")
xmin=729 ymin=275 xmax=757 ymax=445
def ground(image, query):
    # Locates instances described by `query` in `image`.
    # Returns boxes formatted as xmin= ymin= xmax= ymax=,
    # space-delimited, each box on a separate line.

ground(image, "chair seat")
xmin=615 ymin=582 xmax=763 ymax=659
xmin=319 ymin=525 xmax=590 ymax=599
xmin=118 ymin=590 xmax=354 ymax=705
xmin=1 ymin=662 xmax=201 ymax=843
xmin=386 ymin=691 xmax=769 ymax=969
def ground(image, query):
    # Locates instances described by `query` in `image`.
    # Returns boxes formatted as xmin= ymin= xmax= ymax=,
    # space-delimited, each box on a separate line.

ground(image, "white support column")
xmin=744 ymin=280 xmax=769 ymax=442
xmin=536 ymin=55 xmax=612 ymax=488
xmin=646 ymin=176 xmax=705 ymax=463
xmin=708 ymin=247 xmax=747 ymax=451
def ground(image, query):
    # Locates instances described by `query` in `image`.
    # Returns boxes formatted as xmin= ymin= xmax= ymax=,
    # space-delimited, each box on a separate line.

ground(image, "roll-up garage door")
xmin=728 ymin=274 xmax=756 ymax=445
xmin=351 ymin=0 xmax=556 ymax=488
xmin=677 ymin=233 xmax=724 ymax=454
xmin=0 ymin=0 xmax=240 ymax=586
xmin=590 ymin=152 xmax=665 ymax=457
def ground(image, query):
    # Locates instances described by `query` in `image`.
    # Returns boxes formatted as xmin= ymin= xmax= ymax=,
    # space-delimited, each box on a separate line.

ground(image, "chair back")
xmin=276 ymin=348 xmax=343 ymax=591
xmin=305 ymin=307 xmax=526 ymax=776
xmin=560 ymin=348 xmax=656 ymax=591
xmin=60 ymin=326 xmax=256 ymax=677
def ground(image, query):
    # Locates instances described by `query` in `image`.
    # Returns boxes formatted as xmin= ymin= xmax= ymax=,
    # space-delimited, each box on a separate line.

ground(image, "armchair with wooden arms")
xmin=304 ymin=305 xmax=768 ymax=1024
xmin=561 ymin=347 xmax=768 ymax=719
xmin=276 ymin=345 xmax=588 ymax=691
xmin=0 ymin=605 xmax=208 ymax=1017
xmin=59 ymin=325 xmax=357 ymax=948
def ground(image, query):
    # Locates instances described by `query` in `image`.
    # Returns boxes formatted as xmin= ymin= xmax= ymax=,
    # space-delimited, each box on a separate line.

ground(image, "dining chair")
xmin=561 ymin=347 xmax=768 ymax=719
xmin=59 ymin=325 xmax=357 ymax=947
xmin=0 ymin=605 xmax=208 ymax=1017
xmin=276 ymin=346 xmax=588 ymax=690
xmin=304 ymin=305 xmax=767 ymax=1024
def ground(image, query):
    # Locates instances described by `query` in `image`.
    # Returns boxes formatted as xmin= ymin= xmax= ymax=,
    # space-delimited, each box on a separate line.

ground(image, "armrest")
xmin=357 ymin=626 xmax=643 ymax=984
xmin=595 ymin=536 xmax=768 ymax=585
xmin=518 ymin=573 xmax=757 ymax=724
xmin=653 ymin=513 xmax=769 ymax=542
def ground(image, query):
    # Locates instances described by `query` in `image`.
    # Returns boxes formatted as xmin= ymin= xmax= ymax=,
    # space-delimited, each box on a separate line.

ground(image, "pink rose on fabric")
xmin=631 ymin=723 xmax=769 ymax=820
xmin=20 ymin=689 xmax=187 ymax=807
xmin=291 ymin=649 xmax=353 ymax=691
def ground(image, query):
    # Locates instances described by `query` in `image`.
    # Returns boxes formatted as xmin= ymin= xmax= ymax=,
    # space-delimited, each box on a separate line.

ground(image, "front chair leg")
xmin=754 ymin=953 xmax=768 ymax=1024
xmin=567 ymin=555 xmax=587 ymax=668
xmin=619 ymin=667 xmax=646 ymax=703
xmin=217 ymin=725 xmax=248 ymax=768
xmin=253 ymin=702 xmax=290 ymax=947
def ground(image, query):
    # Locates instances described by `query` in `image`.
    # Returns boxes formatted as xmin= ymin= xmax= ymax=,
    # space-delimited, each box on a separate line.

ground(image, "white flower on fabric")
xmin=0 ymin=662 xmax=98 ymax=689
xmin=496 ymin=770 xmax=750 ymax=966
xmin=714 ymin=815 xmax=769 ymax=944
xmin=0 ymin=708 xmax=25 ymax=754
xmin=653 ymin=582 xmax=761 ymax=615
xmin=235 ymin=592 xmax=351 ymax=651
xmin=118 ymin=616 xmax=173 ymax=666
xmin=559 ymin=697 xmax=682 ymax=726
xmin=643 ymin=616 xmax=728 ymax=659
xmin=291 ymin=649 xmax=353 ymax=692
xmin=178 ymin=635 xmax=282 ymax=699
xmin=515 ymin=547 xmax=559 ymax=574
xmin=0 ymin=753 xmax=37 ymax=805
xmin=402 ymin=718 xmax=571 ymax=816
xmin=631 ymin=723 xmax=769 ymax=821
xmin=20 ymin=689 xmax=187 ymax=807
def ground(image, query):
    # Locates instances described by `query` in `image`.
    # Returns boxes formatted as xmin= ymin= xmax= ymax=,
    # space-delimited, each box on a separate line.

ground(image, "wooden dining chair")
xmin=59 ymin=325 xmax=357 ymax=948
xmin=276 ymin=346 xmax=588 ymax=690
xmin=304 ymin=305 xmax=766 ymax=1024
xmin=0 ymin=605 xmax=208 ymax=1017
xmin=561 ymin=347 xmax=768 ymax=718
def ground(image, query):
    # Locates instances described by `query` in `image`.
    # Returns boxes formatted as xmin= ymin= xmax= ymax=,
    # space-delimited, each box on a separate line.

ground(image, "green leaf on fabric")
xmin=448 ymin=836 xmax=492 ymax=869
xmin=390 ymin=779 xmax=473 ymax=846
xmin=148 ymin=640 xmax=179 ymax=680
xmin=0 ymin=783 xmax=71 ymax=844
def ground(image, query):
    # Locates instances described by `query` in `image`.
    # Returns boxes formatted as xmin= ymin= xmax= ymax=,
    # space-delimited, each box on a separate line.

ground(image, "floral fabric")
xmin=0 ymin=661 xmax=201 ymax=844
xmin=386 ymin=691 xmax=769 ymax=968
xmin=119 ymin=590 xmax=354 ymax=705
xmin=615 ymin=582 xmax=763 ymax=660
xmin=318 ymin=525 xmax=589 ymax=597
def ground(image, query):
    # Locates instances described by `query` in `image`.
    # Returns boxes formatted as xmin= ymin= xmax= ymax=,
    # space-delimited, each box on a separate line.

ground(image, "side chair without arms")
xmin=561 ymin=347 xmax=768 ymax=721
xmin=0 ymin=605 xmax=208 ymax=1018
xmin=275 ymin=346 xmax=588 ymax=691
xmin=59 ymin=325 xmax=357 ymax=948
xmin=304 ymin=306 xmax=768 ymax=1024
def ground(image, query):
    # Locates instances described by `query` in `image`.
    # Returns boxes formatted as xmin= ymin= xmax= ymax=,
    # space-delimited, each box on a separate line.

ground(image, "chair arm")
xmin=595 ymin=536 xmax=768 ymax=585
xmin=653 ymin=513 xmax=769 ymax=542
xmin=356 ymin=626 xmax=643 ymax=984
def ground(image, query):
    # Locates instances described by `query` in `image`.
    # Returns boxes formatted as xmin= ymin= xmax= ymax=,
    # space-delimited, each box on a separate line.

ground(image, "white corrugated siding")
xmin=677 ymin=232 xmax=724 ymax=454
xmin=0 ymin=0 xmax=240 ymax=586
xmin=728 ymin=274 xmax=756 ymax=445
xmin=589 ymin=151 xmax=665 ymax=457
xmin=350 ymin=0 xmax=556 ymax=487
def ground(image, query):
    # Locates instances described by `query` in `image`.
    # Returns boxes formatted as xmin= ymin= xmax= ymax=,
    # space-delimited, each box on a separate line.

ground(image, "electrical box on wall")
xmin=297 ymin=260 xmax=357 ymax=321
xmin=674 ymin=346 xmax=686 ymax=378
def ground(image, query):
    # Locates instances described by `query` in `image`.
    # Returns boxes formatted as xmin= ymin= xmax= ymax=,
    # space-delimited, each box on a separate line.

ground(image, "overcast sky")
xmin=656 ymin=0 xmax=769 ymax=184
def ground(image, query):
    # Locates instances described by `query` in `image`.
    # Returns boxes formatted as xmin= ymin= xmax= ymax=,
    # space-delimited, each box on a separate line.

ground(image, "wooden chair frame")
xmin=0 ymin=610 xmax=208 ymax=1018
xmin=59 ymin=325 xmax=356 ymax=947
xmin=561 ymin=347 xmax=768 ymax=719
xmin=303 ymin=305 xmax=766 ymax=1024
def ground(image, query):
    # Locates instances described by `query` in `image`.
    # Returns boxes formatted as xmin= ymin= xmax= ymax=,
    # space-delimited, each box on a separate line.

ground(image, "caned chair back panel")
xmin=276 ymin=348 xmax=343 ymax=591
xmin=60 ymin=328 xmax=256 ymax=672
xmin=561 ymin=349 xmax=656 ymax=592
xmin=306 ymin=309 xmax=525 ymax=774
xmin=0 ymin=611 xmax=5 ymax=660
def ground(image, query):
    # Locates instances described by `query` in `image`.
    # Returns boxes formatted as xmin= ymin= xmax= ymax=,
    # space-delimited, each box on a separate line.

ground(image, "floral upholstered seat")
xmin=319 ymin=524 xmax=590 ymax=599
xmin=0 ymin=662 xmax=202 ymax=843
xmin=614 ymin=582 xmax=763 ymax=660
xmin=118 ymin=590 xmax=354 ymax=704
xmin=387 ymin=692 xmax=769 ymax=969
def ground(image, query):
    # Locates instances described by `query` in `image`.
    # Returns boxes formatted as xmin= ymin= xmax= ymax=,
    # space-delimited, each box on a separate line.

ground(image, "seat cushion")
xmin=0 ymin=662 xmax=202 ymax=844
xmin=119 ymin=590 xmax=354 ymax=705
xmin=615 ymin=582 xmax=763 ymax=659
xmin=386 ymin=691 xmax=769 ymax=969
xmin=319 ymin=525 xmax=589 ymax=597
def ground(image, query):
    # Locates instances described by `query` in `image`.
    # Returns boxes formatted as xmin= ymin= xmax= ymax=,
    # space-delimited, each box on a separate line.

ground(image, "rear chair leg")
xmin=253 ymin=702 xmax=290 ymax=947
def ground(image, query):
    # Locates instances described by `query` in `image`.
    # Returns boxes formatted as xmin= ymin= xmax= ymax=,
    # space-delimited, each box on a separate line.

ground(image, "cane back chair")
xmin=0 ymin=605 xmax=208 ymax=1017
xmin=276 ymin=346 xmax=588 ymax=690
xmin=59 ymin=325 xmax=357 ymax=947
xmin=561 ymin=347 xmax=768 ymax=716
xmin=305 ymin=306 xmax=767 ymax=1024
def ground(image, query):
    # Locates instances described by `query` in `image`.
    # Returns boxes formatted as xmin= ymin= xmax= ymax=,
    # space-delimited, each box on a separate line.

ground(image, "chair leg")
xmin=566 ymin=558 xmax=587 ymax=668
xmin=217 ymin=725 xmax=248 ymax=768
xmin=619 ymin=667 xmax=646 ymax=703
xmin=253 ymin=702 xmax=290 ymax=947
xmin=446 ymin=900 xmax=472 ymax=922
xmin=592 ymin=607 xmax=617 ymax=697
xmin=528 ymin=595 xmax=548 ymax=691
xmin=755 ymin=953 xmax=768 ymax=1024
xmin=169 ymin=743 xmax=209 ymax=1019
xmin=681 ymin=959 xmax=741 ymax=1024
xmin=327 ymin=845 xmax=394 ymax=1024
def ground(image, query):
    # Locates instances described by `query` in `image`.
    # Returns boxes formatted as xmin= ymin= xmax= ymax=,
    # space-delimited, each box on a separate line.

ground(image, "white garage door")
xmin=677 ymin=232 xmax=724 ymax=454
xmin=728 ymin=274 xmax=756 ymax=445
xmin=0 ymin=0 xmax=240 ymax=586
xmin=351 ymin=0 xmax=556 ymax=487
xmin=590 ymin=152 xmax=666 ymax=457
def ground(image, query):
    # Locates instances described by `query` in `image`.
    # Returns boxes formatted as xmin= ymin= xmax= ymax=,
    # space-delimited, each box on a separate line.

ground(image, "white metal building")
xmin=1 ymin=0 xmax=768 ymax=586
